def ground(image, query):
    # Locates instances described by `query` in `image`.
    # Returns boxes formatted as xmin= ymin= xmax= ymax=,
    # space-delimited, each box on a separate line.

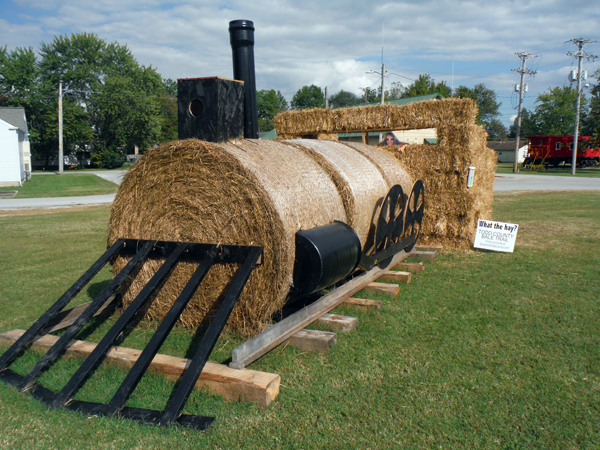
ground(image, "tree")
xmin=38 ymin=33 xmax=165 ymax=160
xmin=291 ymin=85 xmax=324 ymax=109
xmin=158 ymin=78 xmax=178 ymax=143
xmin=531 ymin=86 xmax=586 ymax=135
xmin=256 ymin=89 xmax=288 ymax=131
xmin=509 ymin=108 xmax=537 ymax=139
xmin=453 ymin=84 xmax=501 ymax=123
xmin=582 ymin=69 xmax=600 ymax=143
xmin=360 ymin=87 xmax=379 ymax=103
xmin=401 ymin=74 xmax=451 ymax=98
xmin=329 ymin=89 xmax=362 ymax=109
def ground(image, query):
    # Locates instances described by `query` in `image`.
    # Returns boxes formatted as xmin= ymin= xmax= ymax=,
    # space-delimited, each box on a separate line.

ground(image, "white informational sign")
xmin=473 ymin=219 xmax=519 ymax=253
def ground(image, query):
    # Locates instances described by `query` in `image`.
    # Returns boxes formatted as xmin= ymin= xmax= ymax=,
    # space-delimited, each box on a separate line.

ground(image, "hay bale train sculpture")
xmin=0 ymin=19 xmax=494 ymax=431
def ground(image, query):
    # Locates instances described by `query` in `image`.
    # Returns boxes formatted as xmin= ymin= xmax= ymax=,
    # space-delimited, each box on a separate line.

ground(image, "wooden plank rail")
xmin=408 ymin=251 xmax=437 ymax=262
xmin=392 ymin=262 xmax=425 ymax=273
xmin=286 ymin=329 xmax=337 ymax=354
xmin=314 ymin=314 xmax=358 ymax=333
xmin=230 ymin=250 xmax=412 ymax=370
xmin=377 ymin=271 xmax=412 ymax=284
xmin=363 ymin=282 xmax=400 ymax=297
xmin=0 ymin=329 xmax=280 ymax=407
xmin=342 ymin=298 xmax=382 ymax=312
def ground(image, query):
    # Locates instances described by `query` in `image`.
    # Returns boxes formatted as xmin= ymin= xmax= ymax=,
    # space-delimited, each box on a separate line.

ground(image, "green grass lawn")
xmin=0 ymin=192 xmax=599 ymax=449
xmin=0 ymin=174 xmax=118 ymax=198
xmin=496 ymin=162 xmax=600 ymax=177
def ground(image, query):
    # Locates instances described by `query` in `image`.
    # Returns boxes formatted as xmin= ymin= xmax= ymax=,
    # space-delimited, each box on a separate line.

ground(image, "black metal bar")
xmin=160 ymin=247 xmax=263 ymax=425
xmin=51 ymin=243 xmax=189 ymax=409
xmin=18 ymin=241 xmax=156 ymax=391
xmin=104 ymin=247 xmax=218 ymax=416
xmin=229 ymin=19 xmax=258 ymax=139
xmin=358 ymin=233 xmax=417 ymax=271
xmin=0 ymin=239 xmax=125 ymax=372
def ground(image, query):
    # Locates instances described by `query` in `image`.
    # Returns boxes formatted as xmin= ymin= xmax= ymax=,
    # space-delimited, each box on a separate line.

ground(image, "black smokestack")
xmin=229 ymin=19 xmax=258 ymax=139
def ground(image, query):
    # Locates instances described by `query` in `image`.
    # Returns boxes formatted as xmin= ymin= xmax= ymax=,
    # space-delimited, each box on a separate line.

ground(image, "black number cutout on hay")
xmin=0 ymin=239 xmax=262 ymax=431
xmin=358 ymin=181 xmax=425 ymax=270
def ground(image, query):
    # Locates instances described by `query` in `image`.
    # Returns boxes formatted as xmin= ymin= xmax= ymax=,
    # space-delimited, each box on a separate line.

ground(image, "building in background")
xmin=487 ymin=140 xmax=528 ymax=164
xmin=0 ymin=107 xmax=31 ymax=186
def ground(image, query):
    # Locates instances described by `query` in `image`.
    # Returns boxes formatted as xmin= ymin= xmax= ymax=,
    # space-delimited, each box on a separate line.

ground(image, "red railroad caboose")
xmin=524 ymin=135 xmax=600 ymax=167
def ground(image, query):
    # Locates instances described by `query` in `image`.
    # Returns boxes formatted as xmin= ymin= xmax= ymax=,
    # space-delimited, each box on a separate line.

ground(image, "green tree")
xmin=159 ymin=78 xmax=178 ymax=142
xmin=453 ymin=84 xmax=501 ymax=123
xmin=38 ymin=33 xmax=164 ymax=157
xmin=360 ymin=87 xmax=379 ymax=103
xmin=0 ymin=46 xmax=39 ymax=108
xmin=531 ymin=86 xmax=586 ymax=135
xmin=291 ymin=84 xmax=324 ymax=109
xmin=329 ymin=89 xmax=362 ymax=109
xmin=401 ymin=74 xmax=451 ymax=98
xmin=583 ymin=69 xmax=600 ymax=144
xmin=509 ymin=108 xmax=538 ymax=139
xmin=256 ymin=89 xmax=288 ymax=131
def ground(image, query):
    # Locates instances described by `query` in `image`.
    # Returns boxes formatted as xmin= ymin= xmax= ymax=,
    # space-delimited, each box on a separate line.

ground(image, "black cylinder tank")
xmin=228 ymin=19 xmax=258 ymax=139
xmin=291 ymin=221 xmax=362 ymax=299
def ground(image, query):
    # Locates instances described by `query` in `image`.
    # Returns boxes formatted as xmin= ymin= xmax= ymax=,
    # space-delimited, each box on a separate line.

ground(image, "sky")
xmin=1 ymin=0 xmax=599 ymax=128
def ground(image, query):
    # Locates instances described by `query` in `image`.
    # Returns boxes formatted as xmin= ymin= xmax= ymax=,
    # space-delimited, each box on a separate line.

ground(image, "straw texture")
xmin=108 ymin=138 xmax=412 ymax=334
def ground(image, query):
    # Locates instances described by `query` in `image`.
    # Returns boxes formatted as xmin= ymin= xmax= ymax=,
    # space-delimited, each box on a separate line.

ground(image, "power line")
xmin=511 ymin=52 xmax=537 ymax=173
xmin=566 ymin=38 xmax=597 ymax=175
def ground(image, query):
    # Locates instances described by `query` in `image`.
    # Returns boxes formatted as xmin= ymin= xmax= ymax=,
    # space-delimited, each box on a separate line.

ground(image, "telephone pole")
xmin=58 ymin=80 xmax=64 ymax=175
xmin=512 ymin=52 xmax=537 ymax=173
xmin=567 ymin=38 xmax=597 ymax=175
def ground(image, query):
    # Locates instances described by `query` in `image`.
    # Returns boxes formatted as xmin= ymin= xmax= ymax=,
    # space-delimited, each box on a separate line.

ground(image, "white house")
xmin=0 ymin=107 xmax=31 ymax=186
xmin=487 ymin=140 xmax=528 ymax=164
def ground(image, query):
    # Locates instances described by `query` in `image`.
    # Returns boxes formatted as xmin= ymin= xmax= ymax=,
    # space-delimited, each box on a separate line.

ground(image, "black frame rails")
xmin=0 ymin=238 xmax=263 ymax=431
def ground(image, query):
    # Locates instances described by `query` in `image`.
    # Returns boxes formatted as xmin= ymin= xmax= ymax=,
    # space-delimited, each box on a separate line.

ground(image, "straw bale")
xmin=275 ymin=98 xmax=477 ymax=136
xmin=108 ymin=138 xmax=413 ymax=335
xmin=340 ymin=141 xmax=413 ymax=192
xmin=384 ymin=123 xmax=496 ymax=248
xmin=284 ymin=139 xmax=394 ymax=243
xmin=108 ymin=138 xmax=347 ymax=336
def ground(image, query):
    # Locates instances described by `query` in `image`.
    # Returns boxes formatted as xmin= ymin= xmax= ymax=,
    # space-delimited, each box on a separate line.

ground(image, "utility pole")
xmin=511 ymin=52 xmax=537 ymax=174
xmin=567 ymin=38 xmax=597 ymax=175
xmin=58 ymin=80 xmax=64 ymax=175
xmin=325 ymin=86 xmax=328 ymax=109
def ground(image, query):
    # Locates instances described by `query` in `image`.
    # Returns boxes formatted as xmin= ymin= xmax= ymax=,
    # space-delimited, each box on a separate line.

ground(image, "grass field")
xmin=496 ymin=162 xmax=600 ymax=177
xmin=0 ymin=192 xmax=599 ymax=449
xmin=0 ymin=174 xmax=118 ymax=198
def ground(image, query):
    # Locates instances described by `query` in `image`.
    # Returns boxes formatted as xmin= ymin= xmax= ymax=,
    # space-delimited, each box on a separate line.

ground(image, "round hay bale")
xmin=284 ymin=139 xmax=391 ymax=243
xmin=108 ymin=138 xmax=413 ymax=336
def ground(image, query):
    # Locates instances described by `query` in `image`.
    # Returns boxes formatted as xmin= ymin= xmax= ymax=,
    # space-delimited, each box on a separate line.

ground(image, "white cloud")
xmin=2 ymin=0 xmax=599 ymax=125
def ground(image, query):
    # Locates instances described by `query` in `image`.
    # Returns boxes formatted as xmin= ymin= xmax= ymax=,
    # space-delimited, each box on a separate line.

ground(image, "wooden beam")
xmin=362 ymin=282 xmax=400 ymax=298
xmin=416 ymin=245 xmax=443 ymax=253
xmin=230 ymin=250 xmax=411 ymax=369
xmin=377 ymin=271 xmax=412 ymax=284
xmin=409 ymin=251 xmax=437 ymax=263
xmin=362 ymin=132 xmax=368 ymax=144
xmin=342 ymin=297 xmax=382 ymax=312
xmin=0 ymin=329 xmax=280 ymax=407
xmin=286 ymin=329 xmax=337 ymax=354
xmin=392 ymin=262 xmax=425 ymax=273
xmin=314 ymin=314 xmax=358 ymax=333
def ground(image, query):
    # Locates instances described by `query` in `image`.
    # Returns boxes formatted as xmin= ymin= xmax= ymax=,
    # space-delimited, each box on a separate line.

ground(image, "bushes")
xmin=91 ymin=146 xmax=125 ymax=169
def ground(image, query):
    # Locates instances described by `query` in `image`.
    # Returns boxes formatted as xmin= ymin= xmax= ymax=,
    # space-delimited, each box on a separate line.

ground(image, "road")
xmin=494 ymin=172 xmax=600 ymax=192
xmin=0 ymin=171 xmax=125 ymax=210
xmin=1 ymin=171 xmax=599 ymax=210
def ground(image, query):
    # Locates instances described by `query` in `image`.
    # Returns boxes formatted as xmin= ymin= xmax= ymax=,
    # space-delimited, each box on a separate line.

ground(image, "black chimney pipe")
xmin=229 ymin=20 xmax=258 ymax=139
